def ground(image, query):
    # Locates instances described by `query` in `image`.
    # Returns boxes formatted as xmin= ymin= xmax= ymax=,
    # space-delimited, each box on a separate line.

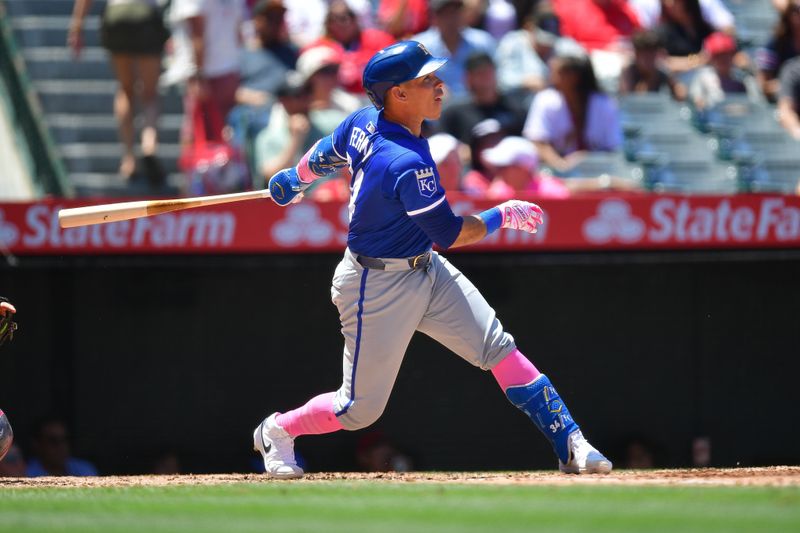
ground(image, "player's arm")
xmin=267 ymin=134 xmax=349 ymax=206
xmin=450 ymin=200 xmax=544 ymax=248
xmin=410 ymin=194 xmax=543 ymax=249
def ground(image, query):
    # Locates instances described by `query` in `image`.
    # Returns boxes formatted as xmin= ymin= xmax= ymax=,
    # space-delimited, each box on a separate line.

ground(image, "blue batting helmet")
xmin=362 ymin=41 xmax=448 ymax=109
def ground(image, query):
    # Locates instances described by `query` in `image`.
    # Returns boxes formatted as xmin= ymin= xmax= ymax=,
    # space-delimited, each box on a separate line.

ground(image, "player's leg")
xmin=417 ymin=253 xmax=611 ymax=474
xmin=254 ymin=251 xmax=430 ymax=478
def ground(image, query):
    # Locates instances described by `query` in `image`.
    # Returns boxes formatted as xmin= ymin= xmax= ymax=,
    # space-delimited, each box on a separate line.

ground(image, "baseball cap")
xmin=275 ymin=70 xmax=309 ymax=98
xmin=297 ymin=46 xmax=342 ymax=83
xmin=703 ymin=32 xmax=736 ymax=56
xmin=470 ymin=118 xmax=503 ymax=140
xmin=481 ymin=136 xmax=539 ymax=169
xmin=428 ymin=133 xmax=459 ymax=164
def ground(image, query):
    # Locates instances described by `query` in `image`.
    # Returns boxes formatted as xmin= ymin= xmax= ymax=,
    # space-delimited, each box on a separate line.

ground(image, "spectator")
xmin=254 ymin=69 xmax=350 ymax=187
xmin=0 ymin=444 xmax=27 ymax=477
xmin=523 ymin=52 xmax=622 ymax=174
xmin=655 ymin=0 xmax=714 ymax=75
xmin=495 ymin=2 xmax=586 ymax=93
xmin=690 ymin=32 xmax=754 ymax=111
xmin=777 ymin=56 xmax=800 ymax=139
xmin=27 ymin=417 xmax=98 ymax=477
xmin=69 ymin=0 xmax=168 ymax=183
xmin=481 ymin=136 xmax=636 ymax=198
xmin=282 ymin=0 xmax=375 ymax=48
xmin=298 ymin=46 xmax=361 ymax=113
xmin=510 ymin=0 xmax=537 ymax=28
xmin=552 ymin=0 xmax=641 ymax=53
xmin=307 ymin=0 xmax=396 ymax=96
xmin=355 ymin=431 xmax=414 ymax=472
xmin=236 ymin=0 xmax=298 ymax=112
xmin=377 ymin=0 xmax=430 ymax=39
xmin=756 ymin=0 xmax=800 ymax=103
xmin=166 ymin=0 xmax=246 ymax=143
xmin=438 ymin=52 xmax=529 ymax=143
xmin=413 ymin=0 xmax=497 ymax=98
xmin=483 ymin=0 xmax=517 ymax=40
xmin=232 ymin=0 xmax=299 ymax=145
xmin=619 ymin=30 xmax=687 ymax=100
xmin=461 ymin=117 xmax=504 ymax=194
xmin=621 ymin=435 xmax=658 ymax=469
xmin=483 ymin=136 xmax=571 ymax=198
xmin=429 ymin=132 xmax=465 ymax=192
xmin=629 ymin=0 xmax=735 ymax=33
xmin=552 ymin=0 xmax=641 ymax=89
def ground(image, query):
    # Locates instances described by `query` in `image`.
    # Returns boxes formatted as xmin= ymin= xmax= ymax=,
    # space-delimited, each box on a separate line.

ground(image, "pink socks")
xmin=491 ymin=348 xmax=541 ymax=390
xmin=275 ymin=392 xmax=344 ymax=438
xmin=275 ymin=349 xmax=539 ymax=438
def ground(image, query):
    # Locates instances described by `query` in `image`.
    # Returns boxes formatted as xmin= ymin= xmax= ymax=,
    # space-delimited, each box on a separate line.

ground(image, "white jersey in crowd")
xmin=165 ymin=0 xmax=244 ymax=83
xmin=522 ymin=87 xmax=622 ymax=155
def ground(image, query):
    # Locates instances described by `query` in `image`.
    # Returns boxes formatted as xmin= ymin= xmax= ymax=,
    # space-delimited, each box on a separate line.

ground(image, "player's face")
xmin=402 ymin=73 xmax=446 ymax=120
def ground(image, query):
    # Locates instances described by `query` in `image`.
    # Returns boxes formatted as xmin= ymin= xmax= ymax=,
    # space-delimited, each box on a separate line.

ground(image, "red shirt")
xmin=377 ymin=0 xmax=429 ymax=39
xmin=553 ymin=0 xmax=641 ymax=51
xmin=307 ymin=30 xmax=396 ymax=94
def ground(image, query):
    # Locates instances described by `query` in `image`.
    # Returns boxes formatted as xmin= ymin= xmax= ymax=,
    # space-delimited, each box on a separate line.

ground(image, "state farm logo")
xmin=272 ymin=204 xmax=335 ymax=246
xmin=583 ymin=199 xmax=645 ymax=244
xmin=18 ymin=205 xmax=235 ymax=249
xmin=0 ymin=210 xmax=20 ymax=248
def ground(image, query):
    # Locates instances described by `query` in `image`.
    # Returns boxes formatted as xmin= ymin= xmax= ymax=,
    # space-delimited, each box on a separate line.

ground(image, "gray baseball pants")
xmin=331 ymin=248 xmax=516 ymax=430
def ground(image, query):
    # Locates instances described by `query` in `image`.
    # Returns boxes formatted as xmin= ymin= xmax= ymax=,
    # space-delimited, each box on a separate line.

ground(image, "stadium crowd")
xmin=72 ymin=0 xmax=800 ymax=196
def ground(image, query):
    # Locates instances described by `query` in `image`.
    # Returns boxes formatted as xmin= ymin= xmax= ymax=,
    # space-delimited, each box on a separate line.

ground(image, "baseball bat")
xmin=58 ymin=189 xmax=272 ymax=229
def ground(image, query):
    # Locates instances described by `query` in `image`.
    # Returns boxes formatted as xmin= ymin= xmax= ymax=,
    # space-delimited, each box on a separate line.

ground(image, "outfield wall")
xmin=0 ymin=250 xmax=798 ymax=474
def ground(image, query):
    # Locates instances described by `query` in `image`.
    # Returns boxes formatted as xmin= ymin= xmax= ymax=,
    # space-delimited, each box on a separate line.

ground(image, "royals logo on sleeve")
xmin=415 ymin=167 xmax=437 ymax=198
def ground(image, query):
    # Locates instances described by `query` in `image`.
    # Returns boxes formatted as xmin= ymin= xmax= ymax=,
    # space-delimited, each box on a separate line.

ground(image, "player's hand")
xmin=268 ymin=167 xmax=309 ymax=206
xmin=496 ymin=200 xmax=544 ymax=234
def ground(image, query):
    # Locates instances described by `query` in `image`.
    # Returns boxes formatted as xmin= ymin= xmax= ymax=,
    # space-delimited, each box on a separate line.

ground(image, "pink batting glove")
xmin=497 ymin=200 xmax=544 ymax=234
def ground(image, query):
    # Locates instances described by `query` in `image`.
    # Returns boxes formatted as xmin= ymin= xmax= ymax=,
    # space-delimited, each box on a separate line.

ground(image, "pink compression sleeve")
xmin=275 ymin=392 xmax=344 ymax=437
xmin=491 ymin=348 xmax=541 ymax=390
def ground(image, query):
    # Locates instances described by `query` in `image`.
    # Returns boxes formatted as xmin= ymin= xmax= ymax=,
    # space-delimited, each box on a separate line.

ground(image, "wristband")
xmin=478 ymin=207 xmax=502 ymax=235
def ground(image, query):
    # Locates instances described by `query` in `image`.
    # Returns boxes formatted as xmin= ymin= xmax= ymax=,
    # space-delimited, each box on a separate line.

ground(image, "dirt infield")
xmin=1 ymin=466 xmax=798 ymax=488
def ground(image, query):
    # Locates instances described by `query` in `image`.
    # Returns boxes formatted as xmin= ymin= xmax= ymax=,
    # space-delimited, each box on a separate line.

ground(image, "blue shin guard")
xmin=505 ymin=375 xmax=578 ymax=464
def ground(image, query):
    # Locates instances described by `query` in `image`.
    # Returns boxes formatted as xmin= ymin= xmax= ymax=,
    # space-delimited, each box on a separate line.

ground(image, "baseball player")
xmin=0 ymin=297 xmax=18 ymax=462
xmin=254 ymin=41 xmax=612 ymax=478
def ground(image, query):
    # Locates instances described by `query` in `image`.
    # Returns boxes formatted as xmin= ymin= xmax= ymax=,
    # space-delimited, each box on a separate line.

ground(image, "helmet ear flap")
xmin=366 ymin=80 xmax=395 ymax=109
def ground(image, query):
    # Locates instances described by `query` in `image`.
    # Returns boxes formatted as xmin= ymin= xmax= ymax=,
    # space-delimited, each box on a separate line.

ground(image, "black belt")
xmin=356 ymin=251 xmax=432 ymax=271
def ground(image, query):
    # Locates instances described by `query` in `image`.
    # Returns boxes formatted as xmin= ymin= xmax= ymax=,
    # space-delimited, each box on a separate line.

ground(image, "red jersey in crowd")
xmin=553 ymin=0 xmax=641 ymax=51
xmin=307 ymin=29 xmax=396 ymax=94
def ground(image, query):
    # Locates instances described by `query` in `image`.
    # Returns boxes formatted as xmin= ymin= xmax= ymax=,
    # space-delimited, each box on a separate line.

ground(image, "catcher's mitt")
xmin=0 ymin=296 xmax=17 ymax=347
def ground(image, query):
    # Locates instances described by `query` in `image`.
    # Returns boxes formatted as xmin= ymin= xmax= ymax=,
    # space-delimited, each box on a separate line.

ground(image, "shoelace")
xmin=267 ymin=429 xmax=298 ymax=465
xmin=569 ymin=431 xmax=595 ymax=464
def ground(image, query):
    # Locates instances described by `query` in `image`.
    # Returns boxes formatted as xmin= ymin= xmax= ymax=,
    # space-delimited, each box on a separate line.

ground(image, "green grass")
xmin=1 ymin=482 xmax=799 ymax=533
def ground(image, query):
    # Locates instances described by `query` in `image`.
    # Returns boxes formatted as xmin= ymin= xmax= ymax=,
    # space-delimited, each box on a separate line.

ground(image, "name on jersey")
xmin=415 ymin=167 xmax=437 ymax=198
xmin=349 ymin=126 xmax=372 ymax=156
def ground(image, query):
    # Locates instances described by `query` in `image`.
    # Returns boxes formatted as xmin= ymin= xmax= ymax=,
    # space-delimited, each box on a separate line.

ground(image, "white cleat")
xmin=559 ymin=430 xmax=613 ymax=474
xmin=253 ymin=413 xmax=304 ymax=479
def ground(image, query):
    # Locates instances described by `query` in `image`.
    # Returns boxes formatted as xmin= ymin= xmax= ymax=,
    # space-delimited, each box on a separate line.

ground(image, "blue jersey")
xmin=330 ymin=107 xmax=463 ymax=258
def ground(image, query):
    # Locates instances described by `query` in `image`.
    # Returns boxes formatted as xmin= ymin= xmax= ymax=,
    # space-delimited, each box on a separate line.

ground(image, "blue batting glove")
xmin=268 ymin=167 xmax=308 ymax=206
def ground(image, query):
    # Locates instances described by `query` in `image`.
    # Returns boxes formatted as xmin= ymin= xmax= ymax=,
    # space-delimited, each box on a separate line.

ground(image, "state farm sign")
xmin=2 ymin=204 xmax=236 ymax=252
xmin=0 ymin=194 xmax=798 ymax=255
xmin=581 ymin=197 xmax=800 ymax=246
xmin=649 ymin=197 xmax=799 ymax=243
